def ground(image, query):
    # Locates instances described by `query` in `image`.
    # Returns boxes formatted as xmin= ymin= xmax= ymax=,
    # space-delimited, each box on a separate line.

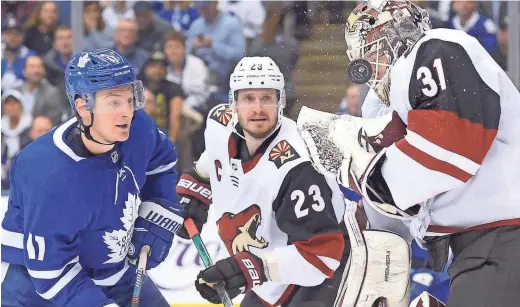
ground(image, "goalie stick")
xmin=131 ymin=245 xmax=150 ymax=307
xmin=184 ymin=218 xmax=235 ymax=307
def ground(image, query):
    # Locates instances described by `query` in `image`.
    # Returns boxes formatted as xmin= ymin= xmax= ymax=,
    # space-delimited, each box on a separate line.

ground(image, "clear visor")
xmin=232 ymin=89 xmax=283 ymax=108
xmin=347 ymin=37 xmax=394 ymax=87
xmin=81 ymin=80 xmax=145 ymax=114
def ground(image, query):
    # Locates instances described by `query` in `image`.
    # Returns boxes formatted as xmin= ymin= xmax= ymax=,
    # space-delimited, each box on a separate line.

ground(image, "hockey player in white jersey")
xmin=298 ymin=1 xmax=520 ymax=306
xmin=174 ymin=56 xmax=357 ymax=306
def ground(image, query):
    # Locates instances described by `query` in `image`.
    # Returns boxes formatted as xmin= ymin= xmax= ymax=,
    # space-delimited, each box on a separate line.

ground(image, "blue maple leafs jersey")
xmin=1 ymin=110 xmax=178 ymax=307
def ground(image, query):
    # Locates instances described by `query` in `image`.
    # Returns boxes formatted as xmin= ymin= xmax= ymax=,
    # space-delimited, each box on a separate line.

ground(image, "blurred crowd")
xmin=1 ymin=0 xmax=514 ymax=191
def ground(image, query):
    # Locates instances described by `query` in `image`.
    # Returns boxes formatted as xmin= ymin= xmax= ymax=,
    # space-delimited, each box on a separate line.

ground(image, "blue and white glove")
xmin=128 ymin=198 xmax=184 ymax=270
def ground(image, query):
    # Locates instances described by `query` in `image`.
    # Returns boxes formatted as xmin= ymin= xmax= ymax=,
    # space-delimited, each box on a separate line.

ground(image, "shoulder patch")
xmin=209 ymin=104 xmax=233 ymax=126
xmin=268 ymin=140 xmax=300 ymax=168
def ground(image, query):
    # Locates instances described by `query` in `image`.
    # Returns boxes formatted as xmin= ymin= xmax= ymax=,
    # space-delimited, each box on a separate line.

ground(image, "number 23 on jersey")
xmin=291 ymin=185 xmax=325 ymax=218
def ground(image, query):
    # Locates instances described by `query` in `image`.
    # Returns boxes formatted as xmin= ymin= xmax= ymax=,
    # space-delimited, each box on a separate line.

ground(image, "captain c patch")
xmin=210 ymin=105 xmax=233 ymax=126
xmin=268 ymin=140 xmax=300 ymax=168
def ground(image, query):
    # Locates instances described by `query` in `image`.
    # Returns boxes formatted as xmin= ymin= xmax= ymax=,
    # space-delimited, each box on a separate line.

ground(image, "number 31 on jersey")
xmin=417 ymin=58 xmax=447 ymax=97
xmin=291 ymin=185 xmax=325 ymax=218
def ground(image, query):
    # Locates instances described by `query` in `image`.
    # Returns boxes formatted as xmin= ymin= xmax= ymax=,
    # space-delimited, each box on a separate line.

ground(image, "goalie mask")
xmin=345 ymin=0 xmax=430 ymax=104
xmin=229 ymin=56 xmax=286 ymax=142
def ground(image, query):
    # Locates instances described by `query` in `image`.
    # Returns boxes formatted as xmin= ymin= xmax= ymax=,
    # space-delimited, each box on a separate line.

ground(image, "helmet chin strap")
xmin=76 ymin=111 xmax=117 ymax=146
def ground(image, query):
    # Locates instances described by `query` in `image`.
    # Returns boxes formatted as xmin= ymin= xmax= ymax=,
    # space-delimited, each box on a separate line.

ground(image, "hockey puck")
xmin=346 ymin=59 xmax=372 ymax=84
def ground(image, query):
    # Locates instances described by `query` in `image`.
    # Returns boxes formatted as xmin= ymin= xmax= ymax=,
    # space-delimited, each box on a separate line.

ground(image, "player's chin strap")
xmin=76 ymin=110 xmax=117 ymax=146
xmin=75 ymin=110 xmax=136 ymax=146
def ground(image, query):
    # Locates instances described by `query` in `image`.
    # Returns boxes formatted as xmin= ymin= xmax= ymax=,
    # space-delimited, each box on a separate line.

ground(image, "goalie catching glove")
xmin=128 ymin=198 xmax=184 ymax=270
xmin=195 ymin=252 xmax=268 ymax=304
xmin=175 ymin=168 xmax=212 ymax=239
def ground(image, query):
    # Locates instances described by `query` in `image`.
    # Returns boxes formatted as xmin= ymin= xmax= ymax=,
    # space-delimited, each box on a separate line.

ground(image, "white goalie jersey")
xmin=364 ymin=28 xmax=520 ymax=240
xmin=195 ymin=104 xmax=347 ymax=306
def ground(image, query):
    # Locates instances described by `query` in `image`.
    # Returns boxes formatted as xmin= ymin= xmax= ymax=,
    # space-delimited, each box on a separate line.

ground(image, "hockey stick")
xmin=184 ymin=218 xmax=234 ymax=307
xmin=131 ymin=245 xmax=150 ymax=307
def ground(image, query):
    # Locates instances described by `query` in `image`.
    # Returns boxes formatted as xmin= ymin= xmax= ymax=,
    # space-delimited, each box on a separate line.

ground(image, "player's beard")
xmin=241 ymin=116 xmax=276 ymax=141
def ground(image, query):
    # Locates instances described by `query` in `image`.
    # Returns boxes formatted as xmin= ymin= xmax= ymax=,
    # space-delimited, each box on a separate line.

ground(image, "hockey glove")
xmin=128 ymin=199 xmax=184 ymax=270
xmin=328 ymin=110 xmax=406 ymax=180
xmin=176 ymin=168 xmax=212 ymax=239
xmin=195 ymin=252 xmax=268 ymax=303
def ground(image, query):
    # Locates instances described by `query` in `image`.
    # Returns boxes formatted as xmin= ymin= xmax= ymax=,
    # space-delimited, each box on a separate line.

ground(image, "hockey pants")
xmin=428 ymin=226 xmax=520 ymax=307
xmin=1 ymin=263 xmax=170 ymax=307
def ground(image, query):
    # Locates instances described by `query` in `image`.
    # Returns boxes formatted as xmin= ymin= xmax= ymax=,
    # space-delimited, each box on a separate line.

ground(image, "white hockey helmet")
xmin=345 ymin=0 xmax=430 ymax=104
xmin=229 ymin=56 xmax=286 ymax=140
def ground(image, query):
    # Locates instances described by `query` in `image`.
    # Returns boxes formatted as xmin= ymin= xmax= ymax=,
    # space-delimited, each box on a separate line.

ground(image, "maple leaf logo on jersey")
xmin=217 ymin=205 xmax=268 ymax=255
xmin=268 ymin=140 xmax=300 ymax=168
xmin=210 ymin=105 xmax=233 ymax=126
xmin=103 ymin=193 xmax=141 ymax=264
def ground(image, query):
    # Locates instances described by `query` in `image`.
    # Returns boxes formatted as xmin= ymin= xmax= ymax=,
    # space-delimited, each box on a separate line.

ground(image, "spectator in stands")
xmin=23 ymin=1 xmax=59 ymax=55
xmin=102 ymin=0 xmax=135 ymax=29
xmin=492 ymin=17 xmax=509 ymax=71
xmin=218 ymin=0 xmax=265 ymax=51
xmin=143 ymin=88 xmax=157 ymax=117
xmin=14 ymin=55 xmax=67 ymax=125
xmin=83 ymin=1 xmax=114 ymax=51
xmin=164 ymin=30 xmax=210 ymax=112
xmin=43 ymin=26 xmax=72 ymax=87
xmin=19 ymin=115 xmax=54 ymax=150
xmin=163 ymin=30 xmax=207 ymax=169
xmin=55 ymin=1 xmax=71 ymax=27
xmin=1 ymin=1 xmax=35 ymax=27
xmin=134 ymin=1 xmax=172 ymax=53
xmin=141 ymin=51 xmax=185 ymax=142
xmin=337 ymin=84 xmax=367 ymax=117
xmin=112 ymin=18 xmax=150 ymax=75
xmin=248 ymin=2 xmax=300 ymax=115
xmin=159 ymin=1 xmax=199 ymax=34
xmin=1 ymin=90 xmax=33 ymax=168
xmin=1 ymin=19 xmax=36 ymax=91
xmin=448 ymin=0 xmax=498 ymax=54
xmin=187 ymin=1 xmax=245 ymax=103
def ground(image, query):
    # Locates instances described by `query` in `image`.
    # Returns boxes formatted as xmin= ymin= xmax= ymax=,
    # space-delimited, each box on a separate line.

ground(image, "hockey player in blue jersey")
xmin=1 ymin=48 xmax=183 ymax=307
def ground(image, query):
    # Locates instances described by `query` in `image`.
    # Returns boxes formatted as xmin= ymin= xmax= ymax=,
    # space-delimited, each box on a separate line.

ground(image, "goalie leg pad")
xmin=335 ymin=202 xmax=411 ymax=307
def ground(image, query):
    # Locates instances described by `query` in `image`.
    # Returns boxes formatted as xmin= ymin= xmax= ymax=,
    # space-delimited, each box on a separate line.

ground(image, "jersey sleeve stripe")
xmin=27 ymin=256 xmax=80 ymax=279
xmin=407 ymin=109 xmax=498 ymax=165
xmin=1 ymin=229 xmax=24 ymax=249
xmin=293 ymin=232 xmax=344 ymax=278
xmin=145 ymin=160 xmax=178 ymax=175
xmin=396 ymin=139 xmax=472 ymax=182
xmin=405 ymin=130 xmax=480 ymax=175
xmin=37 ymin=262 xmax=83 ymax=300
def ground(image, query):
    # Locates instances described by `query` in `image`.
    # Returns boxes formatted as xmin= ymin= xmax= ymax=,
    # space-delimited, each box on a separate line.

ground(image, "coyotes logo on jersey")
xmin=209 ymin=105 xmax=233 ymax=126
xmin=217 ymin=205 xmax=269 ymax=255
xmin=268 ymin=140 xmax=300 ymax=168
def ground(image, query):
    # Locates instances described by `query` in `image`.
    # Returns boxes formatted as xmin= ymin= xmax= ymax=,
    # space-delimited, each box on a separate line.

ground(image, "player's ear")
xmin=75 ymin=97 xmax=92 ymax=126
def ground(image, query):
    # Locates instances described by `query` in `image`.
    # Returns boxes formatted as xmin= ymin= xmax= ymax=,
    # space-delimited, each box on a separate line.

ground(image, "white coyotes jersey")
xmin=196 ymin=104 xmax=346 ymax=306
xmin=370 ymin=28 xmax=520 ymax=240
